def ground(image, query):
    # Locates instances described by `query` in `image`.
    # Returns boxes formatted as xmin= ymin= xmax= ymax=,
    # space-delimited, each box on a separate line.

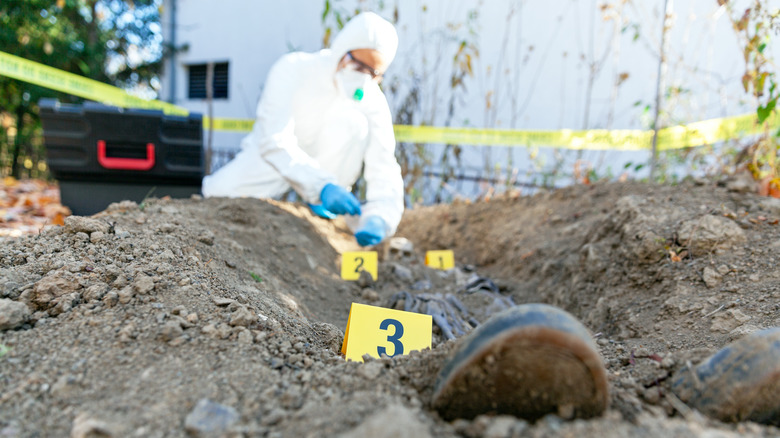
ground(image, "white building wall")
xmin=160 ymin=0 xmax=776 ymax=188
xmin=161 ymin=0 xmax=326 ymax=151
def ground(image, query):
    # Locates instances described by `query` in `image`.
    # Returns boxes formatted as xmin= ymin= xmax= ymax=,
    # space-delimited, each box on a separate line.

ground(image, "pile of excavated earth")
xmin=1 ymin=179 xmax=779 ymax=437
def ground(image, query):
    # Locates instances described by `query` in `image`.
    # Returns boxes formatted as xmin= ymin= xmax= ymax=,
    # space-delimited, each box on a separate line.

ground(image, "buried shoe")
xmin=431 ymin=303 xmax=608 ymax=421
xmin=671 ymin=327 xmax=780 ymax=426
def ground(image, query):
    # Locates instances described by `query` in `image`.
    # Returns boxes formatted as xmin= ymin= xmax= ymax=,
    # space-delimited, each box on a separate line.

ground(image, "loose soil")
xmin=1 ymin=179 xmax=779 ymax=437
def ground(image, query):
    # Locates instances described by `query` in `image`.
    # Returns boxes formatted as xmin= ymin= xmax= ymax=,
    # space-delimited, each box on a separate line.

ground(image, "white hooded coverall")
xmin=201 ymin=12 xmax=405 ymax=237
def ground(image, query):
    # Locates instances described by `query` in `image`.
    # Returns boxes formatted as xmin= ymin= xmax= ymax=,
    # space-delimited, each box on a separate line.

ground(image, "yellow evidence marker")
xmin=341 ymin=251 xmax=378 ymax=281
xmin=341 ymin=303 xmax=433 ymax=362
xmin=425 ymin=250 xmax=455 ymax=270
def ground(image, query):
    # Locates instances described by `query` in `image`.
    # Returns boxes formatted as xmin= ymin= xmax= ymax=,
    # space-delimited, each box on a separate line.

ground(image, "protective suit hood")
xmin=330 ymin=12 xmax=398 ymax=66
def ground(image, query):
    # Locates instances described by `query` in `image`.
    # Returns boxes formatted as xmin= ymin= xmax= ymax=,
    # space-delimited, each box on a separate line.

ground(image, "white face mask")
xmin=335 ymin=68 xmax=371 ymax=102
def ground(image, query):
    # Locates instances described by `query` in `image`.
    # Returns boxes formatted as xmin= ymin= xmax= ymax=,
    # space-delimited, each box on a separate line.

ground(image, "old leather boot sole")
xmin=672 ymin=327 xmax=780 ymax=425
xmin=432 ymin=303 xmax=608 ymax=421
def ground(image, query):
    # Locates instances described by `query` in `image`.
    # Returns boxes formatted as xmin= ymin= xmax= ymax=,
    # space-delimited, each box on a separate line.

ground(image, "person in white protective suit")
xmin=202 ymin=12 xmax=404 ymax=247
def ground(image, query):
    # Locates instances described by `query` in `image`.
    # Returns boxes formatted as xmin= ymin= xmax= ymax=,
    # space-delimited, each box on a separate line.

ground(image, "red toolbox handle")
xmin=97 ymin=140 xmax=155 ymax=171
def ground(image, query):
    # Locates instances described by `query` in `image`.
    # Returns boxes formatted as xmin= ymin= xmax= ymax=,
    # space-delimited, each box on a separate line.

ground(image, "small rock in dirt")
xmin=280 ymin=385 xmax=304 ymax=409
xmin=0 ymin=298 xmax=30 ymax=330
xmin=728 ymin=324 xmax=762 ymax=342
xmin=748 ymin=273 xmax=760 ymax=282
xmin=31 ymin=310 xmax=49 ymax=325
xmin=70 ymin=412 xmax=115 ymax=438
xmin=340 ymin=404 xmax=431 ymax=438
xmin=215 ymin=323 xmax=232 ymax=339
xmin=89 ymin=231 xmax=105 ymax=243
xmin=184 ymin=399 xmax=239 ymax=438
xmin=311 ymin=322 xmax=344 ymax=352
xmin=484 ymin=416 xmax=521 ymax=438
xmin=117 ymin=287 xmax=135 ymax=305
xmin=360 ymin=289 xmax=379 ymax=302
xmin=710 ymin=308 xmax=752 ymax=333
xmin=51 ymin=375 xmax=81 ymax=398
xmin=132 ymin=275 xmax=155 ymax=295
xmin=0 ymin=423 xmax=21 ymax=437
xmin=169 ymin=336 xmax=187 ymax=347
xmin=171 ymin=314 xmax=192 ymax=329
xmin=725 ymin=171 xmax=757 ymax=193
xmin=254 ymin=331 xmax=268 ymax=343
xmin=0 ymin=270 xmax=29 ymax=300
xmin=678 ymin=215 xmax=746 ymax=253
xmin=186 ymin=313 xmax=199 ymax=324
xmin=82 ymin=283 xmax=109 ymax=302
xmin=118 ymin=323 xmax=136 ymax=342
xmin=642 ymin=386 xmax=662 ymax=405
xmin=237 ymin=329 xmax=253 ymax=344
xmin=102 ymin=291 xmax=119 ymax=308
xmin=158 ymin=320 xmax=184 ymax=342
xmin=30 ymin=272 xmax=81 ymax=310
xmin=660 ymin=355 xmax=676 ymax=369
xmin=106 ymin=200 xmax=138 ymax=211
xmin=716 ymin=264 xmax=730 ymax=275
xmin=702 ymin=267 xmax=722 ymax=288
xmin=48 ymin=292 xmax=80 ymax=316
xmin=111 ymin=275 xmax=128 ymax=289
xmin=358 ymin=361 xmax=383 ymax=380
xmin=212 ymin=297 xmax=234 ymax=307
xmin=357 ymin=270 xmax=375 ymax=288
xmin=757 ymin=196 xmax=780 ymax=215
xmin=64 ymin=216 xmax=110 ymax=235
xmin=261 ymin=408 xmax=286 ymax=426
xmin=155 ymin=250 xmax=176 ymax=263
xmin=229 ymin=307 xmax=257 ymax=327
xmin=156 ymin=223 xmax=177 ymax=234
xmin=197 ymin=230 xmax=215 ymax=246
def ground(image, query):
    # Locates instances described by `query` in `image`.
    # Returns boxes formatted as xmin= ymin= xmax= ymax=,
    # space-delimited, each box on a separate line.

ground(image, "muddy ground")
xmin=1 ymin=179 xmax=779 ymax=437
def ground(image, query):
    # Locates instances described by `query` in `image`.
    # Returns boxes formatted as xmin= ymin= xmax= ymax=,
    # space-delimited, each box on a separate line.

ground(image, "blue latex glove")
xmin=320 ymin=183 xmax=361 ymax=216
xmin=308 ymin=203 xmax=337 ymax=219
xmin=355 ymin=216 xmax=387 ymax=247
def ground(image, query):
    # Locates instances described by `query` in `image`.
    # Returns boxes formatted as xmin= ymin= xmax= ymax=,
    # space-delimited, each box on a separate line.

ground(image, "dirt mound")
xmin=1 ymin=180 xmax=779 ymax=437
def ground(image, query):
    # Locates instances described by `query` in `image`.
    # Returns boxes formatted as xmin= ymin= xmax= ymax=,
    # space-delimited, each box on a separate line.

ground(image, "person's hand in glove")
xmin=320 ymin=183 xmax=361 ymax=216
xmin=355 ymin=216 xmax=387 ymax=247
xmin=308 ymin=203 xmax=337 ymax=219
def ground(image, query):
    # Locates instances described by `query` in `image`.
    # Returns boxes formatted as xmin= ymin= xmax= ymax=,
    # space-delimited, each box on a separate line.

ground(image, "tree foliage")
xmin=0 ymin=0 xmax=162 ymax=178
xmin=722 ymin=0 xmax=780 ymax=193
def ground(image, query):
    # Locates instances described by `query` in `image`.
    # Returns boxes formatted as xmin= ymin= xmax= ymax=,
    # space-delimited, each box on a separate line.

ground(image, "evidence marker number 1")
xmin=425 ymin=250 xmax=455 ymax=270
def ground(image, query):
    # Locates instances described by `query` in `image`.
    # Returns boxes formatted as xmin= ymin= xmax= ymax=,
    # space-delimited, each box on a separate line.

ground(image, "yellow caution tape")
xmin=394 ymin=112 xmax=779 ymax=151
xmin=393 ymin=125 xmax=653 ymax=151
xmin=202 ymin=116 xmax=255 ymax=133
xmin=2 ymin=50 xmax=778 ymax=150
xmin=0 ymin=51 xmax=188 ymax=116
xmin=654 ymin=113 xmax=774 ymax=151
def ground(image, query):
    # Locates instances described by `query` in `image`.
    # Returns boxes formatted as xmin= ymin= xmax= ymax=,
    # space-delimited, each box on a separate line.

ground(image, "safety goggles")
xmin=345 ymin=52 xmax=383 ymax=81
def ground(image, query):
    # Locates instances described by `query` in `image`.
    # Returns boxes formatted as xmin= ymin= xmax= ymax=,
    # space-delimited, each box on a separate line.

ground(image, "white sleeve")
xmin=359 ymin=96 xmax=405 ymax=236
xmin=249 ymin=54 xmax=337 ymax=203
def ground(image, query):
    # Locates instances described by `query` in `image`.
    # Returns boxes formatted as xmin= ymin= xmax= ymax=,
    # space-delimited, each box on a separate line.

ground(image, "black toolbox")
xmin=39 ymin=99 xmax=204 ymax=215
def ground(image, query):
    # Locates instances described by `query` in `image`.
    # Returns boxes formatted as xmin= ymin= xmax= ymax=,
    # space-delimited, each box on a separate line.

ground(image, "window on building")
xmin=187 ymin=62 xmax=229 ymax=99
